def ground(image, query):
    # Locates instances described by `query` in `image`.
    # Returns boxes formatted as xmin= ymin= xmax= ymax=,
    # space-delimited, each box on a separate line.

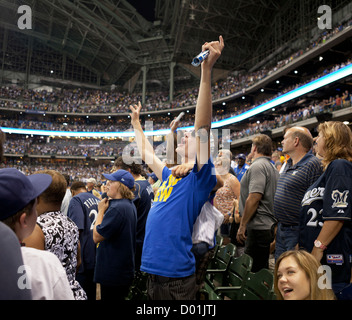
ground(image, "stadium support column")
xmin=169 ymin=61 xmax=176 ymax=103
xmin=25 ymin=37 xmax=33 ymax=90
xmin=141 ymin=65 xmax=148 ymax=105
xmin=62 ymin=53 xmax=66 ymax=80
xmin=0 ymin=29 xmax=8 ymax=86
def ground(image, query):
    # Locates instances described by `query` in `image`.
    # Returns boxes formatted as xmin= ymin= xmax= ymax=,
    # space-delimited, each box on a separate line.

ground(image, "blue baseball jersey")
xmin=299 ymin=159 xmax=352 ymax=285
xmin=233 ymin=163 xmax=249 ymax=182
xmin=67 ymin=192 xmax=100 ymax=272
xmin=133 ymin=178 xmax=154 ymax=247
xmin=141 ymin=158 xmax=217 ymax=278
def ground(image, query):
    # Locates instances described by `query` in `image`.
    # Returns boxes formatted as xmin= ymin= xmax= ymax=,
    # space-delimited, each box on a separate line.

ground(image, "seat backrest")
xmin=241 ymin=269 xmax=275 ymax=300
xmin=225 ymin=254 xmax=253 ymax=287
xmin=208 ymin=243 xmax=237 ymax=271
xmin=217 ymin=243 xmax=236 ymax=263
xmin=216 ymin=234 xmax=223 ymax=247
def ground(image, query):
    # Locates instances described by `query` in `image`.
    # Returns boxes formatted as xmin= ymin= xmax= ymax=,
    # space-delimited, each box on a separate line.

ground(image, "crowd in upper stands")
xmin=1 ymin=58 xmax=351 ymax=136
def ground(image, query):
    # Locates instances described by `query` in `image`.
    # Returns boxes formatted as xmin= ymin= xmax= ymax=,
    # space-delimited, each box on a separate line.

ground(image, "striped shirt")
xmin=274 ymin=151 xmax=323 ymax=225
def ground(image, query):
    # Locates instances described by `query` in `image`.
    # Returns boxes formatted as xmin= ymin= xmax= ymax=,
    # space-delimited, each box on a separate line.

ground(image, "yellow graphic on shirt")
xmin=154 ymin=175 xmax=181 ymax=202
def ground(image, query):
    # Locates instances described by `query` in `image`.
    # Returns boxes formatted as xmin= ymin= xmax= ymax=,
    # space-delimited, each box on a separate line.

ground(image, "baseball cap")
xmin=236 ymin=153 xmax=246 ymax=160
xmin=147 ymin=172 xmax=158 ymax=182
xmin=102 ymin=169 xmax=135 ymax=189
xmin=0 ymin=168 xmax=52 ymax=221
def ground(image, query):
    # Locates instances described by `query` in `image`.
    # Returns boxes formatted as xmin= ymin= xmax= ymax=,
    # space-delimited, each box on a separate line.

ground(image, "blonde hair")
xmin=318 ymin=121 xmax=352 ymax=170
xmin=118 ymin=182 xmax=135 ymax=200
xmin=274 ymin=250 xmax=336 ymax=300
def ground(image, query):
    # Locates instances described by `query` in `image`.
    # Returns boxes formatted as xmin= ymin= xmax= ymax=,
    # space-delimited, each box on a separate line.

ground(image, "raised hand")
xmin=202 ymin=35 xmax=225 ymax=69
xmin=129 ymin=101 xmax=142 ymax=125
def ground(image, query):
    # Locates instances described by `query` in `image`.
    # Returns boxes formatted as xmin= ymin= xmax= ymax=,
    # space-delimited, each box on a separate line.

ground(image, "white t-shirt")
xmin=21 ymin=247 xmax=74 ymax=300
xmin=192 ymin=201 xmax=224 ymax=247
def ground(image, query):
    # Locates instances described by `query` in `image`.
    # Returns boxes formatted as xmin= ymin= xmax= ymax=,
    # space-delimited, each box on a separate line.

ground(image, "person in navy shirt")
xmin=299 ymin=121 xmax=352 ymax=296
xmin=67 ymin=181 xmax=100 ymax=300
xmin=111 ymin=156 xmax=154 ymax=271
xmin=93 ymin=170 xmax=137 ymax=301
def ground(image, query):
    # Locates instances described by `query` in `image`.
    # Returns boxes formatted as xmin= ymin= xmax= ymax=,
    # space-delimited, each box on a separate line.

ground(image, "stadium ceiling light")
xmin=1 ymin=64 xmax=352 ymax=138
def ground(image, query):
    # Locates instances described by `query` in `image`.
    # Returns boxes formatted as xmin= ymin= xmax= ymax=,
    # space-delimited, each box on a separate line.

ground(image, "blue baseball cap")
xmin=147 ymin=172 xmax=158 ymax=182
xmin=0 ymin=168 xmax=52 ymax=221
xmin=236 ymin=153 xmax=246 ymax=160
xmin=103 ymin=169 xmax=135 ymax=189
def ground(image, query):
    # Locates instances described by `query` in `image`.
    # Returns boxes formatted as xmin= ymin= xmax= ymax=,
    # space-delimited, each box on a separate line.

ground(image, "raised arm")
xmin=194 ymin=36 xmax=225 ymax=171
xmin=130 ymin=101 xmax=165 ymax=181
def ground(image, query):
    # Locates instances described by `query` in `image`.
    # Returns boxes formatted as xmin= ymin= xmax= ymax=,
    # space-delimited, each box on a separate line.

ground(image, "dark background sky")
xmin=127 ymin=0 xmax=156 ymax=22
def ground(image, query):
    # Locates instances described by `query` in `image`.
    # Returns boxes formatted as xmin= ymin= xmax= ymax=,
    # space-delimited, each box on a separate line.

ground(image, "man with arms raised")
xmin=129 ymin=36 xmax=224 ymax=300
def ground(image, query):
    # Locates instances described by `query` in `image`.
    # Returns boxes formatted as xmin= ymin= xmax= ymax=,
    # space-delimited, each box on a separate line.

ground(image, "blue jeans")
xmin=275 ymin=223 xmax=300 ymax=261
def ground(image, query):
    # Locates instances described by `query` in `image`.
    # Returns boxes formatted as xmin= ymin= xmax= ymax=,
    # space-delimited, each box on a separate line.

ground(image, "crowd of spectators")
xmin=2 ymin=89 xmax=351 ymax=158
xmin=3 ymin=137 xmax=128 ymax=157
xmin=231 ymin=91 xmax=352 ymax=141
xmin=1 ymin=58 xmax=351 ymax=136
xmin=0 ymin=18 xmax=351 ymax=119
xmin=1 ymin=159 xmax=113 ymax=183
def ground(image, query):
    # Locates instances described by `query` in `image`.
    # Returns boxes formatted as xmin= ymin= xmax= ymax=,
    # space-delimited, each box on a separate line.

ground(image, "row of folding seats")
xmin=201 ymin=241 xmax=276 ymax=300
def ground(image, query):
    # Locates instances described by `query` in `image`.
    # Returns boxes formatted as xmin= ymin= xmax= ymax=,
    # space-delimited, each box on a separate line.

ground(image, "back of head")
xmin=35 ymin=170 xmax=67 ymax=206
xmin=62 ymin=174 xmax=70 ymax=187
xmin=70 ymin=181 xmax=87 ymax=193
xmin=114 ymin=155 xmax=142 ymax=175
xmin=252 ymin=134 xmax=272 ymax=156
xmin=290 ymin=127 xmax=313 ymax=152
xmin=218 ymin=149 xmax=233 ymax=160
xmin=318 ymin=121 xmax=352 ymax=167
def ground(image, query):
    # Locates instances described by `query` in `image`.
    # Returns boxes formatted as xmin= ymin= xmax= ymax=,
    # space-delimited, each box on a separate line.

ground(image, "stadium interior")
xmin=0 ymin=0 xmax=352 ymax=180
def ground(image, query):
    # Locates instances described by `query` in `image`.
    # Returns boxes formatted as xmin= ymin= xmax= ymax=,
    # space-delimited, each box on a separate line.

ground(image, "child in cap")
xmin=93 ymin=169 xmax=137 ymax=300
xmin=0 ymin=168 xmax=74 ymax=300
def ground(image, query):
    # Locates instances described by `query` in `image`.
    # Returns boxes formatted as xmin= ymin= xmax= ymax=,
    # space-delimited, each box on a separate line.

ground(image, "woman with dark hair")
xmin=299 ymin=121 xmax=352 ymax=297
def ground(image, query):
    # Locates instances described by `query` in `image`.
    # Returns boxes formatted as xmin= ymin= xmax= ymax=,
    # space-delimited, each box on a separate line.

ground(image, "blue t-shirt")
xmin=141 ymin=158 xmax=217 ymax=278
xmin=299 ymin=159 xmax=352 ymax=285
xmin=94 ymin=199 xmax=137 ymax=286
xmin=67 ymin=192 xmax=100 ymax=273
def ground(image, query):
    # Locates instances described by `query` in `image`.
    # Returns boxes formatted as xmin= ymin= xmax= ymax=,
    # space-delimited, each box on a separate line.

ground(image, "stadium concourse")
xmin=1 ymin=0 xmax=352 ymax=306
